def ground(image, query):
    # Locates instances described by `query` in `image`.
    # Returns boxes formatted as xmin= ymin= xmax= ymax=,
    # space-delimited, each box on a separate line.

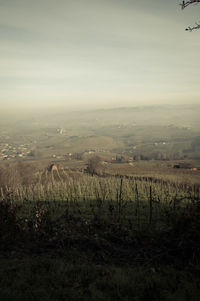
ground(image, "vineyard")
xmin=1 ymin=172 xmax=200 ymax=230
xmin=0 ymin=167 xmax=200 ymax=300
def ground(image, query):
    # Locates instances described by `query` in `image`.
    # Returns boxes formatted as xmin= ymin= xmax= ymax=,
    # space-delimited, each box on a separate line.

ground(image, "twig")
xmin=185 ymin=22 xmax=200 ymax=31
xmin=180 ymin=0 xmax=200 ymax=10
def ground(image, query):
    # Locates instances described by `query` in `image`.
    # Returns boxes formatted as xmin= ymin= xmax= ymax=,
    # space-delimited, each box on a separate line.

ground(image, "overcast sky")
xmin=1 ymin=0 xmax=200 ymax=109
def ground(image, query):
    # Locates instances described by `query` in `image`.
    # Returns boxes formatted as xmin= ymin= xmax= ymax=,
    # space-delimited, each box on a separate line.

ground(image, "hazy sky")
xmin=1 ymin=0 xmax=200 ymax=109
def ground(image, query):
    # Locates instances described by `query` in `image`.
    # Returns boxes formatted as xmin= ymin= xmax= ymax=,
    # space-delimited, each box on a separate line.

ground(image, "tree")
xmin=86 ymin=156 xmax=103 ymax=176
xmin=180 ymin=0 xmax=200 ymax=31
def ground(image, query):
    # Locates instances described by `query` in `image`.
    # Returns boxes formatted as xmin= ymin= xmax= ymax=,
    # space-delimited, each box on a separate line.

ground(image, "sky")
xmin=1 ymin=0 xmax=200 ymax=110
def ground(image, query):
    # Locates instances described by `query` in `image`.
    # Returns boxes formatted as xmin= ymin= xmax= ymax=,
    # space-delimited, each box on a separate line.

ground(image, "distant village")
xmin=0 ymin=143 xmax=33 ymax=161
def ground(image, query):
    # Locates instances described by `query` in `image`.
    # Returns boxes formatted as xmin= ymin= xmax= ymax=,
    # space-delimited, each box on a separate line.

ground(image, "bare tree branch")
xmin=185 ymin=22 xmax=200 ymax=31
xmin=180 ymin=0 xmax=200 ymax=10
xmin=180 ymin=0 xmax=200 ymax=31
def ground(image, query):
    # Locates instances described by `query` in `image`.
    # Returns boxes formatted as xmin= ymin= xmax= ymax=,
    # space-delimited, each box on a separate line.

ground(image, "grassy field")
xmin=0 ymin=164 xmax=200 ymax=300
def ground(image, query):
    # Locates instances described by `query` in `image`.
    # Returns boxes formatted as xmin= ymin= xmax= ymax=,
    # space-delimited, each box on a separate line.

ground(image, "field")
xmin=0 ymin=105 xmax=200 ymax=300
xmin=1 ymin=105 xmax=200 ymax=162
xmin=0 ymin=162 xmax=200 ymax=300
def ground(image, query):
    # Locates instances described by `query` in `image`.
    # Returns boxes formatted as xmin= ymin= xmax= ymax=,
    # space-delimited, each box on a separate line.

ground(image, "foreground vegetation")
xmin=0 ymin=165 xmax=200 ymax=301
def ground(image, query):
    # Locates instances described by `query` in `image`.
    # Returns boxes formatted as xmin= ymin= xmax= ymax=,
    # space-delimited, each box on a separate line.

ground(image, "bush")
xmin=86 ymin=156 xmax=104 ymax=176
